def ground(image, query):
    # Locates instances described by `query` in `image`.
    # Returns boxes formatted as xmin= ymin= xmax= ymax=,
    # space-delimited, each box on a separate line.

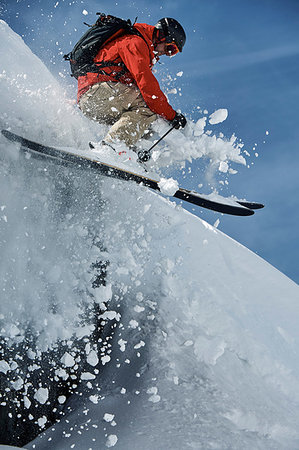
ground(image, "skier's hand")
xmin=171 ymin=112 xmax=187 ymax=129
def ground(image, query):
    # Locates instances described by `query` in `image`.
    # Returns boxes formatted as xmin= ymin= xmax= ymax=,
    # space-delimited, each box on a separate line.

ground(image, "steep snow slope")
xmin=1 ymin=21 xmax=299 ymax=450
xmin=29 ymin=182 xmax=299 ymax=450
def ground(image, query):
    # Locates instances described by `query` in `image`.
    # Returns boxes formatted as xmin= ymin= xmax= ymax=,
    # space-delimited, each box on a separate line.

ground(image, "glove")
xmin=171 ymin=112 xmax=187 ymax=129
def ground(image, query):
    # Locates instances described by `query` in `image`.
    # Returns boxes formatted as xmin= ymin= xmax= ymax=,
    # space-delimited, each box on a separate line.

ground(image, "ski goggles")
xmin=165 ymin=41 xmax=180 ymax=56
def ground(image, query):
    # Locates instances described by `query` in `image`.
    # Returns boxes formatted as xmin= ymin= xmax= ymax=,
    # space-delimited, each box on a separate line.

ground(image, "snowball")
xmin=55 ymin=368 xmax=68 ymax=380
xmin=209 ymin=108 xmax=228 ymax=125
xmin=89 ymin=395 xmax=99 ymax=404
xmin=219 ymin=161 xmax=229 ymax=173
xmin=134 ymin=341 xmax=145 ymax=349
xmin=158 ymin=177 xmax=179 ymax=196
xmin=104 ymin=413 xmax=115 ymax=422
xmin=129 ymin=320 xmax=139 ymax=329
xmin=87 ymin=350 xmax=99 ymax=367
xmin=147 ymin=386 xmax=161 ymax=403
xmin=183 ymin=340 xmax=194 ymax=347
xmin=147 ymin=386 xmax=158 ymax=395
xmin=148 ymin=394 xmax=161 ymax=403
xmin=101 ymin=355 xmax=111 ymax=365
xmin=60 ymin=352 xmax=75 ymax=368
xmin=11 ymin=377 xmax=24 ymax=391
xmin=81 ymin=372 xmax=96 ymax=380
xmin=58 ymin=395 xmax=66 ymax=404
xmin=194 ymin=117 xmax=206 ymax=136
xmin=99 ymin=310 xmax=121 ymax=321
xmin=106 ymin=434 xmax=118 ymax=447
xmin=23 ymin=396 xmax=31 ymax=409
xmin=93 ymin=284 xmax=112 ymax=304
xmin=37 ymin=416 xmax=47 ymax=428
xmin=34 ymin=387 xmax=49 ymax=405
xmin=0 ymin=360 xmax=10 ymax=374
xmin=134 ymin=305 xmax=145 ymax=313
xmin=118 ymin=339 xmax=127 ymax=352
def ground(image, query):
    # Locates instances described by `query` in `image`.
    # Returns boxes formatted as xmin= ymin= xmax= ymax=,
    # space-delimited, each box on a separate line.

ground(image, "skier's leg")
xmin=78 ymin=82 xmax=121 ymax=124
xmin=104 ymin=85 xmax=157 ymax=148
xmin=79 ymin=82 xmax=157 ymax=148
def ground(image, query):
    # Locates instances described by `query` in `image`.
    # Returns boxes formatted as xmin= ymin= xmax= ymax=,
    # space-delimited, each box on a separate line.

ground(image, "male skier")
xmin=78 ymin=17 xmax=187 ymax=161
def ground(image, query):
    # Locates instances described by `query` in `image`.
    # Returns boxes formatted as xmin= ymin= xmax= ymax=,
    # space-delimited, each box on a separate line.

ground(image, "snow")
xmin=60 ymin=352 xmax=75 ymax=368
xmin=87 ymin=350 xmax=99 ymax=367
xmin=33 ymin=388 xmax=49 ymax=405
xmin=0 ymin=20 xmax=299 ymax=450
xmin=158 ymin=177 xmax=179 ymax=195
xmin=103 ymin=413 xmax=115 ymax=423
xmin=209 ymin=108 xmax=229 ymax=124
xmin=106 ymin=434 xmax=118 ymax=447
xmin=0 ymin=360 xmax=10 ymax=374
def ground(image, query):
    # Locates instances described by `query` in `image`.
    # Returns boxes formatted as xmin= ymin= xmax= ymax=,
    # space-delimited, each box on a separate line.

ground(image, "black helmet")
xmin=154 ymin=18 xmax=186 ymax=52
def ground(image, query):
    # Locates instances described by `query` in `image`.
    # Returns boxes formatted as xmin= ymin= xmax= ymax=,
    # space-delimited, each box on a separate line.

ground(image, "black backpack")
xmin=64 ymin=13 xmax=148 ymax=79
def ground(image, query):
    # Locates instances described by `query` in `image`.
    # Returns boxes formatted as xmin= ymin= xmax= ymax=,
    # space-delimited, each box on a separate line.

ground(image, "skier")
xmin=77 ymin=17 xmax=187 ymax=161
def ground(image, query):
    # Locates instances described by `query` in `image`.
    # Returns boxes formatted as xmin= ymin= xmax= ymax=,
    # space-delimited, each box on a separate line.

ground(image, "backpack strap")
xmin=91 ymin=58 xmax=128 ymax=80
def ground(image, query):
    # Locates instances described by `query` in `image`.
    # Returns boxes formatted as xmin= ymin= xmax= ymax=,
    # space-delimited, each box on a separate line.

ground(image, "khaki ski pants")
xmin=79 ymin=82 xmax=157 ymax=147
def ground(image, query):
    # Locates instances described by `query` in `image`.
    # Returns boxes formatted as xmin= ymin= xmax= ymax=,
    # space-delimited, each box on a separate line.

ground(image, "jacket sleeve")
xmin=117 ymin=37 xmax=176 ymax=121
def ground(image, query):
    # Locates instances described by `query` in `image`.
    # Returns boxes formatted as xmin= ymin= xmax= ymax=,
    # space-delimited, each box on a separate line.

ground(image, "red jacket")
xmin=77 ymin=23 xmax=176 ymax=121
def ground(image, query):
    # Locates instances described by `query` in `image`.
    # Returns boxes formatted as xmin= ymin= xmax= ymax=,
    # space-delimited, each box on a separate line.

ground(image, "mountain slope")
xmin=0 ymin=21 xmax=299 ymax=450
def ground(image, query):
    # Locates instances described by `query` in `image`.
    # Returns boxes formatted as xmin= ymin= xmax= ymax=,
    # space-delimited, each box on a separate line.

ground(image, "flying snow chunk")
xmin=34 ymin=387 xmax=49 ymax=405
xmin=87 ymin=350 xmax=99 ymax=367
xmin=209 ymin=108 xmax=228 ymax=125
xmin=24 ymin=396 xmax=31 ymax=409
xmin=60 ymin=352 xmax=75 ymax=368
xmin=82 ymin=9 xmax=88 ymax=15
xmin=106 ymin=434 xmax=118 ymax=447
xmin=147 ymin=386 xmax=161 ymax=403
xmin=118 ymin=339 xmax=127 ymax=352
xmin=219 ymin=161 xmax=229 ymax=173
xmin=0 ymin=360 xmax=10 ymax=374
xmin=11 ymin=377 xmax=24 ymax=391
xmin=104 ymin=413 xmax=115 ymax=422
xmin=58 ymin=395 xmax=66 ymax=404
xmin=37 ymin=416 xmax=47 ymax=428
xmin=158 ymin=177 xmax=179 ymax=196
xmin=81 ymin=372 xmax=96 ymax=380
xmin=194 ymin=117 xmax=206 ymax=136
xmin=101 ymin=355 xmax=111 ymax=365
xmin=89 ymin=395 xmax=99 ymax=404
xmin=93 ymin=283 xmax=112 ymax=304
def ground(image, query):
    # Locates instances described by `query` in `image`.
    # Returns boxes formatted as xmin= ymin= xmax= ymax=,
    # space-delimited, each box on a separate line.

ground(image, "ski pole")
xmin=137 ymin=125 xmax=176 ymax=163
xmin=147 ymin=125 xmax=176 ymax=153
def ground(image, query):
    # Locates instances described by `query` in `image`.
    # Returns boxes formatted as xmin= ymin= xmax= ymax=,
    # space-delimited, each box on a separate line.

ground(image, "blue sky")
xmin=1 ymin=0 xmax=299 ymax=284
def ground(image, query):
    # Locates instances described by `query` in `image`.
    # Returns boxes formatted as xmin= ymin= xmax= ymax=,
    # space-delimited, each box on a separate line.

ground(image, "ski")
xmin=1 ymin=130 xmax=264 ymax=216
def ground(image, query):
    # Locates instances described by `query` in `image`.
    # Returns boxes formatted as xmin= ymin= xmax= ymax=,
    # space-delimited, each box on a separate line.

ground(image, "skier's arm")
xmin=118 ymin=38 xmax=176 ymax=121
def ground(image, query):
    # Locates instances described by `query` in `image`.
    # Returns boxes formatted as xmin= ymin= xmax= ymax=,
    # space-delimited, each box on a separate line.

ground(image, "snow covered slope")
xmin=1 ymin=21 xmax=299 ymax=450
